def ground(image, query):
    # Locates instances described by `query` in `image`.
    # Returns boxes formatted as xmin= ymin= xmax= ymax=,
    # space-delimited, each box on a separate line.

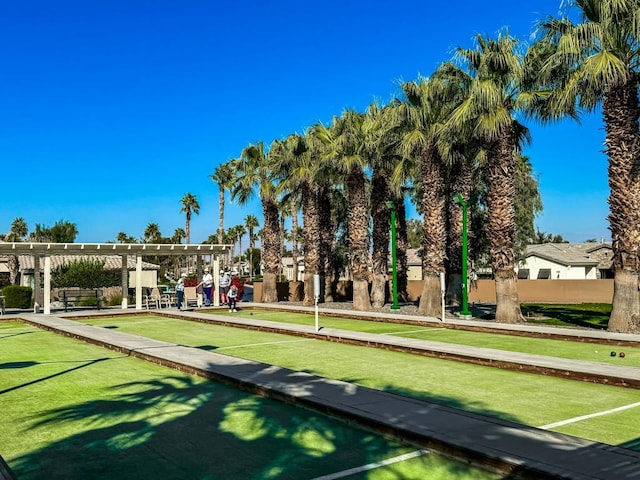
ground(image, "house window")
xmin=517 ymin=269 xmax=530 ymax=279
xmin=537 ymin=268 xmax=551 ymax=279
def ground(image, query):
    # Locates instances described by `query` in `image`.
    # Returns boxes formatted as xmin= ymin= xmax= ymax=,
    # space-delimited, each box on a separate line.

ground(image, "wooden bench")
xmin=59 ymin=289 xmax=104 ymax=311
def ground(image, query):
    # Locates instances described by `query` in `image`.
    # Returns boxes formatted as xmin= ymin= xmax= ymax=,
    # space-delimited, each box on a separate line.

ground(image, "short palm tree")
xmin=5 ymin=217 xmax=28 ymax=285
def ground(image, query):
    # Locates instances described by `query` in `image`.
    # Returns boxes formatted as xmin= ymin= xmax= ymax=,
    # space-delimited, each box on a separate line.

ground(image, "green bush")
xmin=2 ymin=285 xmax=33 ymax=309
xmin=107 ymin=295 xmax=122 ymax=307
xmin=52 ymin=259 xmax=121 ymax=289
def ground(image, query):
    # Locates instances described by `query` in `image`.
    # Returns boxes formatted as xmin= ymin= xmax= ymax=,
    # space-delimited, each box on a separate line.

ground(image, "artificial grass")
xmin=0 ymin=321 xmax=497 ymax=480
xmin=79 ymin=315 xmax=640 ymax=448
xmin=521 ymin=303 xmax=611 ymax=329
xmin=211 ymin=308 xmax=640 ymax=367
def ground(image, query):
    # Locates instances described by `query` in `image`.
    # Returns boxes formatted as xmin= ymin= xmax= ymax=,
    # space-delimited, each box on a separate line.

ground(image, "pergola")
xmin=0 ymin=242 xmax=232 ymax=314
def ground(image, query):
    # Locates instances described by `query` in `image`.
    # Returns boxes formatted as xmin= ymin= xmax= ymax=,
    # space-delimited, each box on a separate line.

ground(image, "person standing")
xmin=176 ymin=273 xmax=186 ymax=310
xmin=201 ymin=268 xmax=214 ymax=306
xmin=219 ymin=270 xmax=231 ymax=305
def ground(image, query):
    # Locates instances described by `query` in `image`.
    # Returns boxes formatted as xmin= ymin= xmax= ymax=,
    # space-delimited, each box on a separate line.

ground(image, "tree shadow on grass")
xmin=520 ymin=305 xmax=610 ymax=329
xmin=11 ymin=374 xmax=497 ymax=480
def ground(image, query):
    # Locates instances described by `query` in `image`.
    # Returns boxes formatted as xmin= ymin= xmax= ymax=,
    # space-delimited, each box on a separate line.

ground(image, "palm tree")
xmin=272 ymin=132 xmax=321 ymax=305
xmin=234 ymin=224 xmax=247 ymax=274
xmin=143 ymin=223 xmax=162 ymax=243
xmin=315 ymin=110 xmax=372 ymax=311
xmin=116 ymin=232 xmax=137 ymax=243
xmin=180 ymin=193 xmax=200 ymax=244
xmin=210 ymin=163 xmax=235 ymax=244
xmin=396 ymin=76 xmax=450 ymax=317
xmin=244 ymin=214 xmax=259 ymax=279
xmin=232 ymin=141 xmax=282 ymax=302
xmin=171 ymin=228 xmax=186 ymax=244
xmin=447 ymin=33 xmax=531 ymax=323
xmin=535 ymin=0 xmax=640 ymax=332
xmin=5 ymin=217 xmax=28 ymax=241
xmin=5 ymin=217 xmax=28 ymax=285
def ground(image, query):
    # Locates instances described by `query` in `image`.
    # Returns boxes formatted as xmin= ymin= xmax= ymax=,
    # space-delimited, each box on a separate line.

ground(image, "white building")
xmin=518 ymin=242 xmax=613 ymax=280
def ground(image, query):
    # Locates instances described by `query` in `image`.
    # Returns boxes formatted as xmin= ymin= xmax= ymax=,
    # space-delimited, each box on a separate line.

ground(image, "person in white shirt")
xmin=176 ymin=273 xmax=186 ymax=310
xmin=219 ymin=270 xmax=231 ymax=305
xmin=200 ymin=268 xmax=214 ymax=306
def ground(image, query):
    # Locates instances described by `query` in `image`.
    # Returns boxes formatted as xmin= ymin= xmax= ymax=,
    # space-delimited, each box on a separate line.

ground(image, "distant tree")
xmin=5 ymin=217 xmax=28 ymax=242
xmin=209 ymin=163 xmax=235 ymax=244
xmin=180 ymin=193 xmax=200 ymax=244
xmin=533 ymin=229 xmax=567 ymax=244
xmin=116 ymin=232 xmax=137 ymax=243
xmin=171 ymin=228 xmax=186 ymax=244
xmin=244 ymin=214 xmax=259 ymax=279
xmin=5 ymin=217 xmax=28 ymax=285
xmin=143 ymin=223 xmax=162 ymax=243
xmin=27 ymin=220 xmax=77 ymax=243
xmin=406 ymin=219 xmax=423 ymax=249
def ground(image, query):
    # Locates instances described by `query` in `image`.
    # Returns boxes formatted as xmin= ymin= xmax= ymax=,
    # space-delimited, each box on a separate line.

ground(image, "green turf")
xmin=0 ymin=321 xmax=497 ymax=480
xmin=211 ymin=308 xmax=640 ymax=367
xmin=521 ymin=303 xmax=611 ymax=329
xmin=79 ymin=315 xmax=640 ymax=448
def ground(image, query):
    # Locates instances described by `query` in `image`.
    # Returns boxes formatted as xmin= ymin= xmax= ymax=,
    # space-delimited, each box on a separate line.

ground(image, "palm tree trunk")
xmin=395 ymin=194 xmax=409 ymax=303
xmin=218 ymin=189 xmax=225 ymax=244
xmin=487 ymin=135 xmax=522 ymax=323
xmin=605 ymin=81 xmax=640 ymax=332
xmin=418 ymin=144 xmax=447 ymax=317
xmin=370 ymin=169 xmax=390 ymax=308
xmin=291 ymin=201 xmax=299 ymax=282
xmin=261 ymin=198 xmax=280 ymax=302
xmin=346 ymin=167 xmax=372 ymax=311
xmin=446 ymin=159 xmax=474 ymax=306
xmin=318 ymin=187 xmax=335 ymax=302
xmin=302 ymin=185 xmax=320 ymax=306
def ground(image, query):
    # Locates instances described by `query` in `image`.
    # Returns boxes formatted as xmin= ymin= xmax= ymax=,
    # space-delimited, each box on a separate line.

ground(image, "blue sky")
xmin=0 ymin=1 xmax=609 ymax=244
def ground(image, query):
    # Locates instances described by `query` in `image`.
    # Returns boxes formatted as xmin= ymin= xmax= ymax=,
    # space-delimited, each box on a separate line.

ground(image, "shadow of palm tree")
xmin=11 ymin=374 xmax=495 ymax=480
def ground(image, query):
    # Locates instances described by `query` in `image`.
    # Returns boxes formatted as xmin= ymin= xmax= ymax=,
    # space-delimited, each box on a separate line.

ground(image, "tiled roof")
xmin=524 ymin=242 xmax=612 ymax=267
xmin=17 ymin=255 xmax=160 ymax=271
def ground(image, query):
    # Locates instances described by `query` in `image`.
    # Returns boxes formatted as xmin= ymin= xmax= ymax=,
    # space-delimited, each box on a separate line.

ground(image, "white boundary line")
xmin=539 ymin=401 xmax=640 ymax=429
xmin=216 ymin=339 xmax=313 ymax=350
xmin=310 ymin=449 xmax=428 ymax=480
xmin=386 ymin=328 xmax=446 ymax=335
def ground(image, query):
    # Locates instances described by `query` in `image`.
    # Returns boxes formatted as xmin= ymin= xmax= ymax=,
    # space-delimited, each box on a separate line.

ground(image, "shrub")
xmin=2 ymin=285 xmax=32 ymax=309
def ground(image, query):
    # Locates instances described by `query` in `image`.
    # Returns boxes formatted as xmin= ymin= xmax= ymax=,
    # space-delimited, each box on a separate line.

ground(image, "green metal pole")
xmin=456 ymin=194 xmax=472 ymax=317
xmin=387 ymin=201 xmax=400 ymax=310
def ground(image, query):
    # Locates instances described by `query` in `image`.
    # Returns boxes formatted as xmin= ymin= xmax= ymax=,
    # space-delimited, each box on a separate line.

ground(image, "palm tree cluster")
xmin=205 ymin=1 xmax=640 ymax=333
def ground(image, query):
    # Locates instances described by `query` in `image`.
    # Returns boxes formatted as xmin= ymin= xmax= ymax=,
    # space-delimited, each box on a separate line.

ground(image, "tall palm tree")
xmin=273 ymin=132 xmax=321 ymax=305
xmin=234 ymin=224 xmax=247 ymax=274
xmin=210 ymin=163 xmax=235 ymax=244
xmin=316 ymin=110 xmax=373 ymax=311
xmin=396 ymin=76 xmax=450 ymax=317
xmin=535 ymin=0 xmax=640 ymax=332
xmin=232 ymin=141 xmax=282 ymax=302
xmin=447 ymin=33 xmax=531 ymax=323
xmin=244 ymin=214 xmax=259 ymax=279
xmin=180 ymin=193 xmax=200 ymax=244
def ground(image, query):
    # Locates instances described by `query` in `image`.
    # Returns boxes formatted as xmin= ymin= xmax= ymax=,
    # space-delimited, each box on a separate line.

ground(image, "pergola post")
xmin=136 ymin=254 xmax=143 ymax=310
xmin=121 ymin=254 xmax=128 ymax=309
xmin=44 ymin=255 xmax=51 ymax=314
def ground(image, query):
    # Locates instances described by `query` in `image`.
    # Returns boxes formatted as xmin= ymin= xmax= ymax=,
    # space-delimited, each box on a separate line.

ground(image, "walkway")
xmin=9 ymin=308 xmax=640 ymax=480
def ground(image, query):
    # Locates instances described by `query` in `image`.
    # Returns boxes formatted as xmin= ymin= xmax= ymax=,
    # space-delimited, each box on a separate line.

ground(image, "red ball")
xmin=619 ymin=352 xmax=626 ymax=358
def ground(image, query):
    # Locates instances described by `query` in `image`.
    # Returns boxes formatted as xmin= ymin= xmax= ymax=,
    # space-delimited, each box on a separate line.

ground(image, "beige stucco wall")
xmin=467 ymin=279 xmax=613 ymax=303
xmin=520 ymin=257 xmax=597 ymax=280
xmin=255 ymin=279 xmax=614 ymax=304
